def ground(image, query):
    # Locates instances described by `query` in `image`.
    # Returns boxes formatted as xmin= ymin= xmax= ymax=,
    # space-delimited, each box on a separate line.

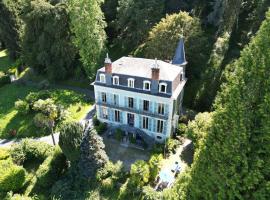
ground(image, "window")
xmin=100 ymin=74 xmax=106 ymax=83
xmin=143 ymin=81 xmax=151 ymax=91
xmin=101 ymin=92 xmax=106 ymax=103
xmin=113 ymin=94 xmax=119 ymax=105
xmin=158 ymin=103 xmax=165 ymax=115
xmin=102 ymin=107 xmax=108 ymax=119
xmin=128 ymin=97 xmax=134 ymax=108
xmin=143 ymin=100 xmax=149 ymax=111
xmin=114 ymin=110 xmax=120 ymax=122
xmin=159 ymin=83 xmax=167 ymax=93
xmin=157 ymin=120 xmax=164 ymax=133
xmin=143 ymin=116 xmax=149 ymax=130
xmin=128 ymin=78 xmax=135 ymax=88
xmin=180 ymin=73 xmax=183 ymax=81
xmin=113 ymin=76 xmax=119 ymax=85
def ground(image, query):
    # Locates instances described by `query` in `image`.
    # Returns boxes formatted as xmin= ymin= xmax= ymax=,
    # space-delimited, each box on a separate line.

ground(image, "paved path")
xmin=0 ymin=105 xmax=96 ymax=148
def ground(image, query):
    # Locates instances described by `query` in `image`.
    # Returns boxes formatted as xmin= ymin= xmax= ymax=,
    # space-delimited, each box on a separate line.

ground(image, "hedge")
xmin=0 ymin=159 xmax=26 ymax=192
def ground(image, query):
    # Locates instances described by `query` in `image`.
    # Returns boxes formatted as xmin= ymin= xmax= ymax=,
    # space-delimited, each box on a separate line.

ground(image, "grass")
xmin=0 ymin=49 xmax=16 ymax=73
xmin=0 ymin=84 xmax=92 ymax=139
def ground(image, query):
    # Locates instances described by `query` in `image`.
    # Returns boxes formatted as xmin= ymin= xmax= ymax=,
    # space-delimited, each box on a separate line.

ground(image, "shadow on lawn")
xmin=3 ymin=112 xmax=46 ymax=139
xmin=180 ymin=142 xmax=194 ymax=166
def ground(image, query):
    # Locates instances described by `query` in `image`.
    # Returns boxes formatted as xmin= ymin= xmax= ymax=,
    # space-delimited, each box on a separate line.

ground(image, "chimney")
xmin=151 ymin=58 xmax=160 ymax=80
xmin=151 ymin=58 xmax=159 ymax=94
xmin=105 ymin=53 xmax=112 ymax=74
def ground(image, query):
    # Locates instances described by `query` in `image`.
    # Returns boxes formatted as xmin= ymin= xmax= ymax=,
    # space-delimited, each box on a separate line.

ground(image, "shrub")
xmin=0 ymin=148 xmax=10 ymax=160
xmin=130 ymin=160 xmax=150 ymax=188
xmin=33 ymin=98 xmax=57 ymax=118
xmin=10 ymin=139 xmax=53 ymax=165
xmin=96 ymin=161 xmax=124 ymax=182
xmin=33 ymin=113 xmax=51 ymax=129
xmin=101 ymin=177 xmax=114 ymax=192
xmin=59 ymin=122 xmax=84 ymax=162
xmin=93 ymin=115 xmax=100 ymax=127
xmin=152 ymin=143 xmax=164 ymax=155
xmin=14 ymin=100 xmax=30 ymax=115
xmin=0 ymin=159 xmax=26 ymax=192
xmin=96 ymin=122 xmax=107 ymax=135
xmin=4 ymin=192 xmax=34 ymax=200
xmin=177 ymin=123 xmax=187 ymax=136
xmin=149 ymin=154 xmax=163 ymax=182
xmin=0 ymin=74 xmax=10 ymax=87
xmin=141 ymin=185 xmax=162 ymax=200
xmin=166 ymin=139 xmax=180 ymax=154
xmin=114 ymin=128 xmax=124 ymax=141
xmin=35 ymin=147 xmax=67 ymax=189
xmin=25 ymin=91 xmax=51 ymax=106
xmin=129 ymin=134 xmax=136 ymax=144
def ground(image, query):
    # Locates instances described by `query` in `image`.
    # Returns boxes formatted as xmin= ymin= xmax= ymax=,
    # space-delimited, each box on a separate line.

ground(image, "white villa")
xmin=93 ymin=38 xmax=187 ymax=143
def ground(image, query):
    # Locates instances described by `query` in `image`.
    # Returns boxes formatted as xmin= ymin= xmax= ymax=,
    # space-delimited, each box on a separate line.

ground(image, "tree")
xmin=0 ymin=0 xmax=24 ymax=59
xmin=173 ymin=9 xmax=270 ymax=200
xmin=135 ymin=11 xmax=207 ymax=80
xmin=130 ymin=160 xmax=150 ymax=188
xmin=67 ymin=0 xmax=107 ymax=79
xmin=79 ymin=129 xmax=109 ymax=178
xmin=116 ymin=0 xmax=164 ymax=52
xmin=22 ymin=0 xmax=76 ymax=80
xmin=148 ymin=154 xmax=163 ymax=182
xmin=59 ymin=122 xmax=84 ymax=163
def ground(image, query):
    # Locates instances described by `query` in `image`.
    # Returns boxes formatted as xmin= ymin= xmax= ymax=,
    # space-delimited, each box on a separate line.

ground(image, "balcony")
xmin=96 ymin=101 xmax=168 ymax=120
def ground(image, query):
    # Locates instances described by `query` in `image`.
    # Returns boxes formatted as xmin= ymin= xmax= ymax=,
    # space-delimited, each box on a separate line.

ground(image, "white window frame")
xmin=128 ymin=78 xmax=135 ymax=88
xmin=113 ymin=76 xmax=119 ymax=85
xmin=100 ymin=74 xmax=106 ymax=83
xmin=143 ymin=80 xmax=151 ymax=91
xmin=159 ymin=83 xmax=167 ymax=93
xmin=158 ymin=103 xmax=165 ymax=115
xmin=157 ymin=119 xmax=164 ymax=133
xmin=142 ymin=116 xmax=149 ymax=130
xmin=114 ymin=109 xmax=120 ymax=122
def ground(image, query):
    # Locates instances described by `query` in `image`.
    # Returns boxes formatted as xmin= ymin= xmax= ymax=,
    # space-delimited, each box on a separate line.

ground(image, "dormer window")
xmin=100 ymin=74 xmax=106 ymax=83
xmin=128 ymin=78 xmax=135 ymax=88
xmin=159 ymin=83 xmax=167 ymax=93
xmin=143 ymin=81 xmax=151 ymax=91
xmin=113 ymin=76 xmax=119 ymax=85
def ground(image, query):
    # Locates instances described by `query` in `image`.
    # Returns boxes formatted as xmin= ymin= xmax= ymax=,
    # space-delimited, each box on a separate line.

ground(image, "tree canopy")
xmin=22 ymin=0 xmax=76 ymax=80
xmin=172 ymin=9 xmax=270 ymax=199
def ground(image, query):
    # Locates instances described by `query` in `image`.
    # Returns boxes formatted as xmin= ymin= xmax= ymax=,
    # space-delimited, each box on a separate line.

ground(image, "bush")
xmin=114 ymin=128 xmax=124 ymax=141
xmin=0 ymin=74 xmax=10 ymax=87
xmin=0 ymin=148 xmax=10 ymax=160
xmin=166 ymin=139 xmax=180 ymax=154
xmin=129 ymin=134 xmax=136 ymax=144
xmin=177 ymin=123 xmax=187 ymax=136
xmin=0 ymin=159 xmax=26 ymax=192
xmin=149 ymin=154 xmax=163 ymax=182
xmin=14 ymin=100 xmax=30 ymax=115
xmin=96 ymin=161 xmax=124 ymax=182
xmin=141 ymin=185 xmax=162 ymax=200
xmin=4 ymin=192 xmax=34 ymax=200
xmin=10 ymin=139 xmax=53 ymax=165
xmin=152 ymin=143 xmax=164 ymax=155
xmin=93 ymin=115 xmax=100 ymax=127
xmin=25 ymin=91 xmax=51 ymax=106
xmin=33 ymin=113 xmax=51 ymax=129
xmin=59 ymin=122 xmax=84 ymax=162
xmin=35 ymin=147 xmax=67 ymax=189
xmin=101 ymin=177 xmax=114 ymax=192
xmin=130 ymin=160 xmax=150 ymax=188
xmin=96 ymin=122 xmax=107 ymax=135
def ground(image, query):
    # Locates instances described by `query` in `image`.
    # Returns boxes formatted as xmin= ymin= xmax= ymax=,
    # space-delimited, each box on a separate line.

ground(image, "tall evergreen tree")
xmin=0 ymin=0 xmax=24 ymax=59
xmin=67 ymin=0 xmax=107 ymax=80
xmin=170 ymin=10 xmax=270 ymax=199
xmin=22 ymin=0 xmax=76 ymax=80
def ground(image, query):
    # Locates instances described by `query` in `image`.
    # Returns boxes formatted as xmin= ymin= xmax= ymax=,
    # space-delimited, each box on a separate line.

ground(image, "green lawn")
xmin=0 ymin=49 xmax=16 ymax=73
xmin=0 ymin=84 xmax=92 ymax=139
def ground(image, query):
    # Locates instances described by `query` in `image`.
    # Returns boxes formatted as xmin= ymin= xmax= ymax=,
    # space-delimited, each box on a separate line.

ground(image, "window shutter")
xmin=149 ymin=118 xmax=152 ymax=131
xmin=153 ymin=119 xmax=156 ymax=132
xmin=139 ymin=99 xmax=143 ymax=111
xmin=124 ymin=96 xmax=127 ymax=107
xmin=98 ymin=106 xmax=102 ymax=118
xmin=163 ymin=121 xmax=167 ymax=134
xmin=149 ymin=101 xmax=153 ymax=113
xmin=120 ymin=111 xmax=123 ymax=123
xmin=165 ymin=104 xmax=169 ymax=116
xmin=139 ymin=115 xmax=142 ymax=129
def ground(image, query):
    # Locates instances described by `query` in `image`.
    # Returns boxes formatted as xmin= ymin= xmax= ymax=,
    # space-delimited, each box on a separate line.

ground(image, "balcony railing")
xmin=96 ymin=101 xmax=168 ymax=120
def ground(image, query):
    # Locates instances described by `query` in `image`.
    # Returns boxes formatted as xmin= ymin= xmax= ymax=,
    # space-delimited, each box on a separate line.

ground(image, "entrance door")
xmin=127 ymin=113 xmax=134 ymax=127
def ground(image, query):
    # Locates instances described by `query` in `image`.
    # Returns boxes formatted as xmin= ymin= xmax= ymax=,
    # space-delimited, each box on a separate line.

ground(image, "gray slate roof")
xmin=172 ymin=37 xmax=187 ymax=65
xmin=98 ymin=57 xmax=183 ymax=81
